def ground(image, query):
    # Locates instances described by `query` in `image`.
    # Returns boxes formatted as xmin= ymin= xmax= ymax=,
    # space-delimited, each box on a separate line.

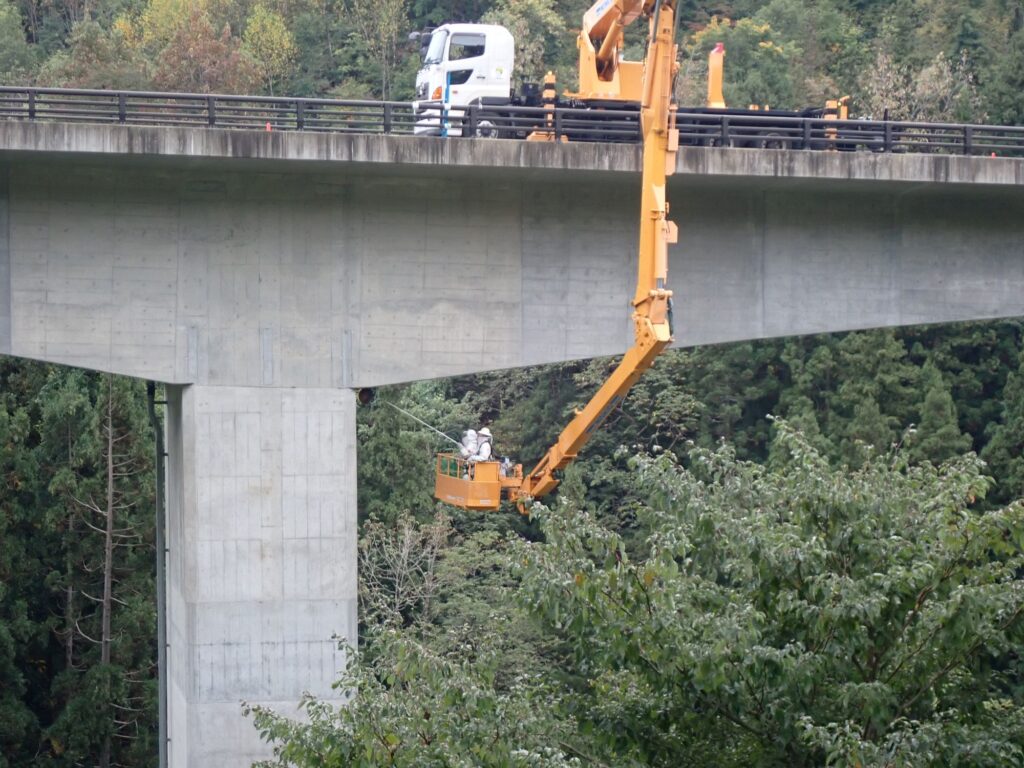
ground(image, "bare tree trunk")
xmin=99 ymin=377 xmax=114 ymax=768
xmin=322 ymin=0 xmax=335 ymax=59
xmin=65 ymin=425 xmax=76 ymax=670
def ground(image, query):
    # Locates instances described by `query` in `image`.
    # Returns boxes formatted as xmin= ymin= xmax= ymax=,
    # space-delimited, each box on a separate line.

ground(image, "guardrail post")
xmin=721 ymin=116 xmax=730 ymax=147
xmin=207 ymin=96 xmax=216 ymax=127
xmin=296 ymin=100 xmax=305 ymax=130
xmin=963 ymin=125 xmax=973 ymax=155
xmin=554 ymin=109 xmax=563 ymax=140
xmin=118 ymin=93 xmax=127 ymax=124
xmin=884 ymin=122 xmax=893 ymax=153
xmin=466 ymin=104 xmax=477 ymax=137
xmin=802 ymin=119 xmax=812 ymax=149
xmin=383 ymin=102 xmax=392 ymax=134
xmin=27 ymin=90 xmax=35 ymax=119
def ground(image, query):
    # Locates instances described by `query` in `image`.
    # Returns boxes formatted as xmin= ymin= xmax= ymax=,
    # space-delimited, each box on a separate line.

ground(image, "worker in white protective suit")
xmin=459 ymin=429 xmax=478 ymax=459
xmin=470 ymin=427 xmax=493 ymax=463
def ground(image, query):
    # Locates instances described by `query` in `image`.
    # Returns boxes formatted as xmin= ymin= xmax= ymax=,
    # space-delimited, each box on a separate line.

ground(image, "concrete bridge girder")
xmin=1 ymin=124 xmax=1023 ymax=766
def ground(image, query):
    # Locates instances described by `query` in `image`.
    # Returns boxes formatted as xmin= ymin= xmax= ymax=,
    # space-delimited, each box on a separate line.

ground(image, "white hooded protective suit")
xmin=470 ymin=437 xmax=492 ymax=463
xmin=460 ymin=429 xmax=478 ymax=459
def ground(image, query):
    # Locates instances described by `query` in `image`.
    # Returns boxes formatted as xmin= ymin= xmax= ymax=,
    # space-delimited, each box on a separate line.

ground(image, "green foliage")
xmin=909 ymin=361 xmax=972 ymax=464
xmin=36 ymin=20 xmax=150 ymax=89
xmin=243 ymin=3 xmax=297 ymax=94
xmin=247 ymin=628 xmax=578 ymax=767
xmin=755 ymin=0 xmax=867 ymax=103
xmin=982 ymin=357 xmax=1024 ymax=503
xmin=0 ymin=363 xmax=157 ymax=766
xmin=688 ymin=16 xmax=797 ymax=109
xmin=481 ymin=0 xmax=567 ymax=83
xmin=0 ymin=363 xmax=47 ymax=764
xmin=346 ymin=0 xmax=409 ymax=98
xmin=516 ymin=422 xmax=1024 ymax=766
xmin=985 ymin=29 xmax=1024 ymax=125
xmin=0 ymin=0 xmax=36 ymax=84
xmin=0 ymin=0 xmax=1021 ymax=121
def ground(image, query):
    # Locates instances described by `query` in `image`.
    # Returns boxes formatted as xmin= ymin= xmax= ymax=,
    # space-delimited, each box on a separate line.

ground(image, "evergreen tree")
xmin=909 ymin=361 xmax=972 ymax=464
xmin=985 ymin=28 xmax=1024 ymax=125
xmin=36 ymin=370 xmax=157 ymax=767
xmin=0 ymin=362 xmax=47 ymax=764
xmin=982 ymin=358 xmax=1024 ymax=503
xmin=0 ymin=0 xmax=35 ymax=83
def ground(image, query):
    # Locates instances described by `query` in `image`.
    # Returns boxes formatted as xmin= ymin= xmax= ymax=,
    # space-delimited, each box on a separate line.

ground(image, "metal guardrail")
xmin=671 ymin=111 xmax=1024 ymax=155
xmin=1 ymin=85 xmax=1023 ymax=156
xmin=0 ymin=87 xmax=419 ymax=133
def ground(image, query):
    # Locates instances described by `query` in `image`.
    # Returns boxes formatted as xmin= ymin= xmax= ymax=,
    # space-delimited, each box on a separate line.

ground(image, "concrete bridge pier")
xmin=163 ymin=384 xmax=357 ymax=767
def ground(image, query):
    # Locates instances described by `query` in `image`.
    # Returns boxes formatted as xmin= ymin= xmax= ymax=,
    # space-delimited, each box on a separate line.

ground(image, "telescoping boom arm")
xmin=431 ymin=0 xmax=679 ymax=512
xmin=573 ymin=0 xmax=670 ymax=101
xmin=517 ymin=0 xmax=679 ymax=503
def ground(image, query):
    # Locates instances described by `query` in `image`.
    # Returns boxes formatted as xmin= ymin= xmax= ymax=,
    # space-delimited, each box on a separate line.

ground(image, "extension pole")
xmin=385 ymin=402 xmax=463 ymax=448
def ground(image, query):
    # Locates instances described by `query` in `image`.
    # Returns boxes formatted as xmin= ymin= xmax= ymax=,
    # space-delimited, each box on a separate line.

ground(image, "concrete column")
xmin=164 ymin=384 xmax=357 ymax=767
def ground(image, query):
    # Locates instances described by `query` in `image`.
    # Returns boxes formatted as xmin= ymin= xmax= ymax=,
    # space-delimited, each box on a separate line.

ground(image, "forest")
xmin=1 ymin=0 xmax=1024 ymax=765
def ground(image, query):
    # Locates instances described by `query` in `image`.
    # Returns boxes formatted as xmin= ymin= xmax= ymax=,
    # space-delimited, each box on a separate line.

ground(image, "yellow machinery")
xmin=434 ymin=0 xmax=679 ymax=511
xmin=568 ymin=0 xmax=647 ymax=101
xmin=706 ymin=42 xmax=725 ymax=108
xmin=435 ymin=454 xmax=524 ymax=510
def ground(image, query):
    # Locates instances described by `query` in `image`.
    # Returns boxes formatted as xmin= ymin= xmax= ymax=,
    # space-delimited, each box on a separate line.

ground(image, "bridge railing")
xmin=0 ymin=87 xmax=422 ymax=133
xmin=1 ymin=85 xmax=1023 ymax=156
xmin=673 ymin=112 xmax=1024 ymax=155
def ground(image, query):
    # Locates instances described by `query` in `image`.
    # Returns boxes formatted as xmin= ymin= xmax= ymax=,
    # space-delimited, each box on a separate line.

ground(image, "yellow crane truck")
xmin=433 ymin=0 xmax=679 ymax=510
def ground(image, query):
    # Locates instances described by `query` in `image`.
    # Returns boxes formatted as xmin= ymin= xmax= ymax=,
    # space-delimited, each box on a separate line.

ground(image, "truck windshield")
xmin=423 ymin=30 xmax=448 ymax=64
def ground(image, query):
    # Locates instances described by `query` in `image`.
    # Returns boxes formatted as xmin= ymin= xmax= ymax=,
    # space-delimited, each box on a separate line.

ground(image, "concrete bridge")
xmin=1 ymin=120 xmax=1023 ymax=766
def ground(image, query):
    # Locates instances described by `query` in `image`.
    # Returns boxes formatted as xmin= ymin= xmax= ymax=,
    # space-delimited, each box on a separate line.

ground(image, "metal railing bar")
xmin=2 ymin=85 xmax=1023 ymax=153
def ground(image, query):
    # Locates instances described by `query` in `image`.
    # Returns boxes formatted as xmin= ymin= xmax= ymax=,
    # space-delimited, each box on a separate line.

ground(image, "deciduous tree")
xmin=346 ymin=0 xmax=407 ymax=98
xmin=243 ymin=3 xmax=296 ymax=94
xmin=518 ymin=422 xmax=1024 ymax=766
xmin=153 ymin=3 xmax=257 ymax=92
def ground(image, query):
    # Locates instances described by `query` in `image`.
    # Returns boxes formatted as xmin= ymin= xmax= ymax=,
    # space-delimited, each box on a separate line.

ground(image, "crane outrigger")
xmin=434 ymin=0 xmax=679 ymax=511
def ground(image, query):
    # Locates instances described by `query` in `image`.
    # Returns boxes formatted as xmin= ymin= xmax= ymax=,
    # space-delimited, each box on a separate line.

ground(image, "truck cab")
xmin=413 ymin=23 xmax=515 ymax=135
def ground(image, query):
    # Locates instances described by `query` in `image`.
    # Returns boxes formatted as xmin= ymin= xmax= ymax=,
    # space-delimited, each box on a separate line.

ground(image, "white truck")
xmin=411 ymin=24 xmax=540 ymax=137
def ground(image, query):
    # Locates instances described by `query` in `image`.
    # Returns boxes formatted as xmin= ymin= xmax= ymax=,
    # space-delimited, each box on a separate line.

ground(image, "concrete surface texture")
xmin=164 ymin=384 xmax=357 ymax=767
xmin=0 ymin=124 xmax=1022 ymax=765
xmin=2 ymin=148 xmax=1023 ymax=387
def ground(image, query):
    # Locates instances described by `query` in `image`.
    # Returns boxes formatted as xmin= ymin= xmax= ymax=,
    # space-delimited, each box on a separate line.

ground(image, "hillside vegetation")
xmin=1 ymin=0 xmax=1024 ymax=124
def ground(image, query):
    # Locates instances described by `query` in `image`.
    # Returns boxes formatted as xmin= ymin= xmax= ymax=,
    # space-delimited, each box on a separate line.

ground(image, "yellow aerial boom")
xmin=434 ymin=0 xmax=679 ymax=512
xmin=569 ymin=0 xmax=645 ymax=101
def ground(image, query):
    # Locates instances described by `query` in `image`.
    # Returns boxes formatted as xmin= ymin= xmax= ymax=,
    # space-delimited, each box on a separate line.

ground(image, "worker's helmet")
xmin=464 ymin=428 xmax=477 ymax=437
xmin=479 ymin=427 xmax=492 ymax=439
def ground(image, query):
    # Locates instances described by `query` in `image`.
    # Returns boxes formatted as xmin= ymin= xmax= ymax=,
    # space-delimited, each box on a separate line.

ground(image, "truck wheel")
xmin=474 ymin=113 xmax=505 ymax=139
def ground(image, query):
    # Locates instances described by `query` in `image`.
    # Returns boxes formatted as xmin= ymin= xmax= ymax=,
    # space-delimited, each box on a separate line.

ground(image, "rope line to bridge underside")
xmin=0 ymin=85 xmax=1022 ymax=156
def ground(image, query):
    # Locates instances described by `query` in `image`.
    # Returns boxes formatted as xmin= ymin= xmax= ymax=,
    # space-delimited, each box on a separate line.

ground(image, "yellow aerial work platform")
xmin=434 ymin=454 xmax=523 ymax=511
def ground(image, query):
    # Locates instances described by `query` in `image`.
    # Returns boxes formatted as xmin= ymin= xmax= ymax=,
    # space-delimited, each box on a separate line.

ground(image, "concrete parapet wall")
xmin=1 ymin=121 xmax=1023 ymax=187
